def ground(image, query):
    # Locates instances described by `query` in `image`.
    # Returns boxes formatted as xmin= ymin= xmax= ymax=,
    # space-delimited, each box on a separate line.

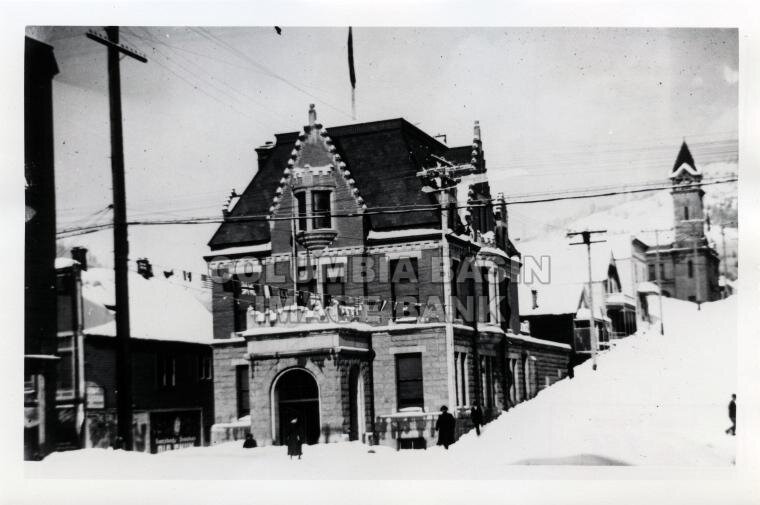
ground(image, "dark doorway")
xmin=275 ymin=369 xmax=320 ymax=445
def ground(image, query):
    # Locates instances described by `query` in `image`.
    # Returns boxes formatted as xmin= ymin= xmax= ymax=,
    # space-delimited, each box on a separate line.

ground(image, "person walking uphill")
xmin=726 ymin=394 xmax=737 ymax=436
xmin=471 ymin=403 xmax=483 ymax=436
xmin=436 ymin=405 xmax=456 ymax=449
xmin=286 ymin=418 xmax=303 ymax=459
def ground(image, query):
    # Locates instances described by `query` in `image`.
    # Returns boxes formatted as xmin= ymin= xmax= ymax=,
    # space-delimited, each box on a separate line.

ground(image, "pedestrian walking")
xmin=242 ymin=432 xmax=257 ymax=448
xmin=471 ymin=403 xmax=483 ymax=436
xmin=287 ymin=418 xmax=303 ymax=459
xmin=726 ymin=394 xmax=736 ymax=436
xmin=435 ymin=405 xmax=456 ymax=449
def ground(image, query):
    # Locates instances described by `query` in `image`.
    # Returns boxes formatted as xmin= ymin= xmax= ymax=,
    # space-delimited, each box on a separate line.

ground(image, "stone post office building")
xmin=207 ymin=107 xmax=570 ymax=449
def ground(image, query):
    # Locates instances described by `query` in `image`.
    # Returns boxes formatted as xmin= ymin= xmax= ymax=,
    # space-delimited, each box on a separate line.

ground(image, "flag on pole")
xmin=348 ymin=27 xmax=356 ymax=119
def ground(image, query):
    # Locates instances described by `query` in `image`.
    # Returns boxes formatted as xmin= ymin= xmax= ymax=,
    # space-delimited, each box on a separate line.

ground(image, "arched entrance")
xmin=348 ymin=366 xmax=366 ymax=441
xmin=272 ymin=368 xmax=320 ymax=445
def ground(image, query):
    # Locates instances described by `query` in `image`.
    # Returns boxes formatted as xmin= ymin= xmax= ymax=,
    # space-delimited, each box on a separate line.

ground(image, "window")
xmin=157 ymin=355 xmax=176 ymax=388
xmin=390 ymin=258 xmax=419 ymax=320
xmin=236 ymin=365 xmax=250 ymax=418
xmin=396 ymin=353 xmax=423 ymax=410
xmin=480 ymin=356 xmax=495 ymax=408
xmin=323 ymin=263 xmax=345 ymax=306
xmin=684 ymin=206 xmax=689 ymax=220
xmin=479 ymin=267 xmax=491 ymax=323
xmin=311 ymin=190 xmax=331 ymax=229
xmin=199 ymin=356 xmax=212 ymax=381
xmin=688 ymin=260 xmax=694 ymax=278
xmin=295 ymin=192 xmax=308 ymax=231
xmin=648 ymin=264 xmax=656 ymax=281
xmin=660 ymin=263 xmax=666 ymax=280
xmin=531 ymin=289 xmax=538 ymax=309
xmin=454 ymin=351 xmax=468 ymax=407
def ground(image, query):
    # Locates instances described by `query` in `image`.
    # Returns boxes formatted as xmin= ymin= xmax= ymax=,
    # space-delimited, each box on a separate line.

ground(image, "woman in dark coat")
xmin=286 ymin=418 xmax=303 ymax=459
xmin=435 ymin=405 xmax=456 ymax=449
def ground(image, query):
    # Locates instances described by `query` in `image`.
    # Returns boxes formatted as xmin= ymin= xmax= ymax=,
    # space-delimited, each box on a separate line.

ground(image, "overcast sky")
xmin=37 ymin=26 xmax=737 ymax=237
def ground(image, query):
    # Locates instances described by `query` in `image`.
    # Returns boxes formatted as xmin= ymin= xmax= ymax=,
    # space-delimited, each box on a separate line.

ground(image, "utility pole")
xmin=693 ymin=236 xmax=702 ymax=310
xmin=87 ymin=27 xmax=147 ymax=450
xmin=568 ymin=230 xmax=607 ymax=371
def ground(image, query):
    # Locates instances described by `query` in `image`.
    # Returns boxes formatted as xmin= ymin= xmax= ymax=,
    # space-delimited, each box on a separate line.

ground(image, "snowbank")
xmin=27 ymin=296 xmax=736 ymax=478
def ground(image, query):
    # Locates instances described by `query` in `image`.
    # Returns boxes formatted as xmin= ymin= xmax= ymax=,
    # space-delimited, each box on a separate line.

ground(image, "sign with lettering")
xmin=86 ymin=382 xmax=105 ymax=409
xmin=149 ymin=410 xmax=202 ymax=454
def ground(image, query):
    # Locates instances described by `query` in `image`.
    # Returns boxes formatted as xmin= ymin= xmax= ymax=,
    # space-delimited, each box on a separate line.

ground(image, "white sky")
xmin=41 ymin=26 xmax=737 ymax=237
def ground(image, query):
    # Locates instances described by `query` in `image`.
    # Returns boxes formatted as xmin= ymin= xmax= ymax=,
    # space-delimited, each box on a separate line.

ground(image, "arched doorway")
xmin=272 ymin=368 xmax=320 ymax=445
xmin=348 ymin=366 xmax=366 ymax=441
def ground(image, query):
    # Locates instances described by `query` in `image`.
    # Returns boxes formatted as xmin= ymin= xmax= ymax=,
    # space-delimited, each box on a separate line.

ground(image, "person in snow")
xmin=726 ymin=394 xmax=737 ymax=436
xmin=243 ymin=432 xmax=257 ymax=448
xmin=286 ymin=418 xmax=303 ymax=459
xmin=471 ymin=402 xmax=483 ymax=436
xmin=435 ymin=405 xmax=456 ymax=449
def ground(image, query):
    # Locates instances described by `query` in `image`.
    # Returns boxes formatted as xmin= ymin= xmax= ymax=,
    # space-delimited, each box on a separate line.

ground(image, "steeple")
xmin=670 ymin=140 xmax=701 ymax=181
xmin=670 ymin=140 xmax=705 ymax=246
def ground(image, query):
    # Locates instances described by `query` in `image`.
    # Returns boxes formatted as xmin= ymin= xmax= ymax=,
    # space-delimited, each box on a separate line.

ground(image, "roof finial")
xmin=474 ymin=120 xmax=481 ymax=141
xmin=308 ymin=104 xmax=317 ymax=126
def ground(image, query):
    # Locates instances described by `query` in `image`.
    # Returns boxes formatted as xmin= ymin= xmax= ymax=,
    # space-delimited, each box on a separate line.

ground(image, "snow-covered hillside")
xmin=27 ymin=295 xmax=736 ymax=478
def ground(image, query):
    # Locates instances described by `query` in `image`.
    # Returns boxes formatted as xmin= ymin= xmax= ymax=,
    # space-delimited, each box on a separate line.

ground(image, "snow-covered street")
xmin=26 ymin=295 xmax=736 ymax=479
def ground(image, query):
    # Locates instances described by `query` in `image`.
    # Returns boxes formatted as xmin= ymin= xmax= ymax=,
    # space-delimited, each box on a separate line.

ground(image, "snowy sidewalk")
xmin=27 ymin=297 xmax=736 ymax=479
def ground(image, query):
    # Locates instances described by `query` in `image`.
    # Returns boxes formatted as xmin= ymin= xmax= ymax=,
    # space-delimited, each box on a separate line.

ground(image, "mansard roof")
xmin=209 ymin=117 xmax=463 ymax=250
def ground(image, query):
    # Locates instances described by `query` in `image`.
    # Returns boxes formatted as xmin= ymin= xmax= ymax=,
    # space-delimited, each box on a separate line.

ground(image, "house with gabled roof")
xmin=54 ymin=250 xmax=214 ymax=454
xmin=518 ymin=237 xmax=638 ymax=368
xmin=205 ymin=106 xmax=570 ymax=449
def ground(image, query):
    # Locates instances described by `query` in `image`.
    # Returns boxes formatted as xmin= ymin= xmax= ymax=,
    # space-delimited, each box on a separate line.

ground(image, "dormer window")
xmin=311 ymin=190 xmax=332 ymax=229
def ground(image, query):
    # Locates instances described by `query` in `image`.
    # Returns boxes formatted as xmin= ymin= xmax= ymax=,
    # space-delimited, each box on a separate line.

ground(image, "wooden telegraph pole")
xmin=568 ymin=230 xmax=607 ymax=371
xmin=87 ymin=27 xmax=147 ymax=450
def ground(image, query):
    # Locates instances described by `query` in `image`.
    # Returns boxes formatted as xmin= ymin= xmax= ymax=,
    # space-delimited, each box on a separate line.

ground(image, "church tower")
xmin=670 ymin=141 xmax=705 ymax=247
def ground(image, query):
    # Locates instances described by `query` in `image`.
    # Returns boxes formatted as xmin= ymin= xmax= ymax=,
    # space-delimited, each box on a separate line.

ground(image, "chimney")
xmin=71 ymin=246 xmax=88 ymax=271
xmin=308 ymin=104 xmax=317 ymax=126
xmin=473 ymin=120 xmax=481 ymax=141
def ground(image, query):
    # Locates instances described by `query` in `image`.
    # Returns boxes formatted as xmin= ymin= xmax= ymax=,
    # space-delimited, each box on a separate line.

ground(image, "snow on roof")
xmin=367 ymin=228 xmax=441 ymax=241
xmin=508 ymin=333 xmax=571 ymax=350
xmin=55 ymin=257 xmax=80 ymax=269
xmin=80 ymin=267 xmax=213 ymax=344
xmin=517 ymin=237 xmax=620 ymax=317
xmin=637 ymin=281 xmax=660 ymax=294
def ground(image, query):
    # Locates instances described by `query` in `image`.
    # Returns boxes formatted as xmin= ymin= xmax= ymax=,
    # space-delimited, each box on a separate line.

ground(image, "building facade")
xmin=207 ymin=108 xmax=570 ymax=449
xmin=24 ymin=35 xmax=60 ymax=460
xmin=55 ymin=253 xmax=215 ymax=453
xmin=645 ymin=142 xmax=721 ymax=303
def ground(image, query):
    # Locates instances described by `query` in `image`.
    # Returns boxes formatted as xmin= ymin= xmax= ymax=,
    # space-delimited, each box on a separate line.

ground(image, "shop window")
xmin=396 ymin=353 xmax=424 ymax=410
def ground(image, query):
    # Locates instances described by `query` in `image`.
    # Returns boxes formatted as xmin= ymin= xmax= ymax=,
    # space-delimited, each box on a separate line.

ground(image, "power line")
xmin=56 ymin=176 xmax=737 ymax=236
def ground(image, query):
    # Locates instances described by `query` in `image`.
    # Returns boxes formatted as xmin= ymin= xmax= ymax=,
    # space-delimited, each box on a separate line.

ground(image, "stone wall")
xmin=211 ymin=340 xmax=248 ymax=424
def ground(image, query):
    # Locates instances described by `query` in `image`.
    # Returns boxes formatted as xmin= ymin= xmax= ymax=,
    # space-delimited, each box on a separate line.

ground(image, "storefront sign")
xmin=149 ymin=410 xmax=202 ymax=454
xmin=86 ymin=382 xmax=105 ymax=409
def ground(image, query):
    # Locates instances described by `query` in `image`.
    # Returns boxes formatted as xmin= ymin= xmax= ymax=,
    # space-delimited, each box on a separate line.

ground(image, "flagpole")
xmin=348 ymin=26 xmax=356 ymax=120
